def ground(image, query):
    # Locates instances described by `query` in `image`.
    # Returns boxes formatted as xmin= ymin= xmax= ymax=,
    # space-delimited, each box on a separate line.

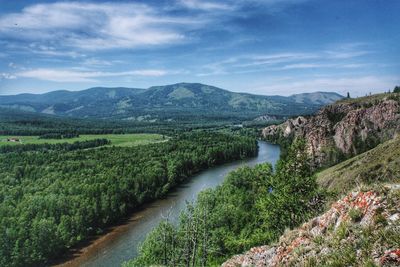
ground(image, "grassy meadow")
xmin=0 ymin=133 xmax=165 ymax=147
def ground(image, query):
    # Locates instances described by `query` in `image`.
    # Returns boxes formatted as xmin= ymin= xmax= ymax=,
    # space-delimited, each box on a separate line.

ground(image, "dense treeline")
xmin=38 ymin=133 xmax=80 ymax=139
xmin=0 ymin=139 xmax=110 ymax=154
xmin=0 ymin=107 xmax=281 ymax=137
xmin=0 ymin=133 xmax=257 ymax=267
xmin=0 ymin=107 xmax=251 ymax=136
xmin=127 ymin=140 xmax=324 ymax=266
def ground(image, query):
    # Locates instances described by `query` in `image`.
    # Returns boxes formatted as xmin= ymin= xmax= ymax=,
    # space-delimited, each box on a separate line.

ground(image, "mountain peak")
xmin=0 ymin=83 xmax=343 ymax=121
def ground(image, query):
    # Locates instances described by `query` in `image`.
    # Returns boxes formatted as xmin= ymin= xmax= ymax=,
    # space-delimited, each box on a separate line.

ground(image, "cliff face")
xmin=223 ymin=186 xmax=400 ymax=267
xmin=262 ymin=94 xmax=400 ymax=167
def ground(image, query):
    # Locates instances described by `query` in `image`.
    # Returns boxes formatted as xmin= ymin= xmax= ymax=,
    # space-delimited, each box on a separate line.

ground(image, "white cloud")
xmin=27 ymin=43 xmax=85 ymax=58
xmin=324 ymin=50 xmax=370 ymax=59
xmin=178 ymin=0 xmax=309 ymax=11
xmin=0 ymin=2 xmax=198 ymax=50
xmin=198 ymin=44 xmax=373 ymax=76
xmin=17 ymin=68 xmax=169 ymax=82
xmin=179 ymin=0 xmax=233 ymax=11
xmin=0 ymin=73 xmax=16 ymax=80
xmin=82 ymin=58 xmax=114 ymax=66
xmin=233 ymin=53 xmax=318 ymax=68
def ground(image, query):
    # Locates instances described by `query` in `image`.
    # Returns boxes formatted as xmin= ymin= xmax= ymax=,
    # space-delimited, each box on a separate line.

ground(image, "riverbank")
xmin=53 ymin=200 xmax=167 ymax=267
xmin=52 ymin=141 xmax=280 ymax=267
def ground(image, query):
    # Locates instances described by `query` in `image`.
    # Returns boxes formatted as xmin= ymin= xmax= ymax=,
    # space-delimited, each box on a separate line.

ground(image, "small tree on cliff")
xmin=394 ymin=86 xmax=400 ymax=93
xmin=257 ymin=139 xmax=321 ymax=237
xmin=347 ymin=92 xmax=351 ymax=98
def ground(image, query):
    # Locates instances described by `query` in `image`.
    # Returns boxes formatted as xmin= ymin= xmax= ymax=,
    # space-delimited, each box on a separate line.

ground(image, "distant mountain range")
xmin=0 ymin=83 xmax=343 ymax=121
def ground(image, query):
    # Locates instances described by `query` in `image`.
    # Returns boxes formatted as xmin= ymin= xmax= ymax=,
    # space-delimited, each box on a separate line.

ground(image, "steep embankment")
xmin=223 ymin=186 xmax=400 ymax=267
xmin=223 ymin=136 xmax=400 ymax=266
xmin=262 ymin=93 xmax=400 ymax=167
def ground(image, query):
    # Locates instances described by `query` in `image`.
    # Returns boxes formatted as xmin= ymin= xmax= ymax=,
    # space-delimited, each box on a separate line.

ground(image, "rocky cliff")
xmin=223 ymin=186 xmax=400 ymax=267
xmin=262 ymin=93 xmax=400 ymax=167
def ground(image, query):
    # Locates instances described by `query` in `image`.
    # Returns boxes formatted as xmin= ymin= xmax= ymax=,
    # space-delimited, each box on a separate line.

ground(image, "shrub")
xmin=349 ymin=208 xmax=363 ymax=222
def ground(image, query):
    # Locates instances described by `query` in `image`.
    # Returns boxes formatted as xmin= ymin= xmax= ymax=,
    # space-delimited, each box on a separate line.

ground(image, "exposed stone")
xmin=262 ymin=97 xmax=400 ymax=167
xmin=222 ymin=187 xmax=400 ymax=267
xmin=380 ymin=249 xmax=400 ymax=265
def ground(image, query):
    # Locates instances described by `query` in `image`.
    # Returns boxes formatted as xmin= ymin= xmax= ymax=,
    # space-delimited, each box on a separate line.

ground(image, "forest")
xmin=125 ymin=140 xmax=324 ymax=266
xmin=0 ymin=139 xmax=110 ymax=153
xmin=0 ymin=132 xmax=257 ymax=267
xmin=0 ymin=107 xmax=255 ymax=136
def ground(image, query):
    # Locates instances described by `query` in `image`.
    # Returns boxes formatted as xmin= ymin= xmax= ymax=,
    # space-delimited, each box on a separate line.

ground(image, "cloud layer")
xmin=18 ymin=68 xmax=169 ymax=82
xmin=0 ymin=0 xmax=398 ymax=96
xmin=0 ymin=2 xmax=195 ymax=50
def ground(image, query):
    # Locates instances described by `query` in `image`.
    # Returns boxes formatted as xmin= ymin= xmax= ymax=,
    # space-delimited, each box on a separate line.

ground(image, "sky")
xmin=0 ymin=0 xmax=399 ymax=96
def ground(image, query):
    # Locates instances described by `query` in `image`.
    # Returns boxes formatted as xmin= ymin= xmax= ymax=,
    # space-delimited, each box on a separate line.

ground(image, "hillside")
xmin=0 ymin=83 xmax=343 ymax=121
xmin=223 ymin=187 xmax=400 ymax=266
xmin=317 ymin=135 xmax=400 ymax=195
xmin=223 ymin=137 xmax=400 ymax=267
xmin=262 ymin=93 xmax=400 ymax=167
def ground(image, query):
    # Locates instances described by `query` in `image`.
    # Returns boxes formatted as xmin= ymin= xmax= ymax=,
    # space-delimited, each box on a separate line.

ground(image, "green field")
xmin=0 ymin=134 xmax=165 ymax=147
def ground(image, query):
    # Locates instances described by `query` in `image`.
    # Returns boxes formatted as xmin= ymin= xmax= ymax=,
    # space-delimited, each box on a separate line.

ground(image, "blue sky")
xmin=0 ymin=0 xmax=399 ymax=96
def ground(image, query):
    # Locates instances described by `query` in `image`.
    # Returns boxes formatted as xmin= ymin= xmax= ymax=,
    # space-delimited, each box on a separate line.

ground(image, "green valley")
xmin=0 ymin=1 xmax=398 ymax=266
xmin=0 ymin=133 xmax=164 ymax=147
xmin=0 ymin=132 xmax=257 ymax=267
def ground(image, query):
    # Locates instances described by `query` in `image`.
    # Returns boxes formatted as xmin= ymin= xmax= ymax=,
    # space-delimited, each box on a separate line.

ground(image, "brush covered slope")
xmin=0 ymin=83 xmax=343 ymax=121
xmin=317 ymin=135 xmax=400 ymax=195
xmin=223 ymin=187 xmax=400 ymax=267
xmin=262 ymin=93 xmax=400 ymax=167
xmin=223 ymin=137 xmax=400 ymax=267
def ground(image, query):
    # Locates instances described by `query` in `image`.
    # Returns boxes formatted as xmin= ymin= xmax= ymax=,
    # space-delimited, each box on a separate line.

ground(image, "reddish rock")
xmin=222 ymin=188 xmax=399 ymax=267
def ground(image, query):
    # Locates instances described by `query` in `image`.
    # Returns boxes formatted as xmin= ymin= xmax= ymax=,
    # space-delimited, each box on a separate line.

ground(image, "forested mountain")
xmin=0 ymin=83 xmax=343 ymax=121
xmin=288 ymin=91 xmax=346 ymax=105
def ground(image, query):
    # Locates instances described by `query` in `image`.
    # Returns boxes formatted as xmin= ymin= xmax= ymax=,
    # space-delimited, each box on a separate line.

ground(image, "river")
xmin=56 ymin=141 xmax=280 ymax=267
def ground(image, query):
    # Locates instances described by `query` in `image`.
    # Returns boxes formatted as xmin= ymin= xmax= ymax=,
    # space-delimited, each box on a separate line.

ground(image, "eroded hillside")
xmin=223 ymin=138 xmax=400 ymax=266
xmin=223 ymin=186 xmax=400 ymax=267
xmin=262 ymin=93 xmax=400 ymax=167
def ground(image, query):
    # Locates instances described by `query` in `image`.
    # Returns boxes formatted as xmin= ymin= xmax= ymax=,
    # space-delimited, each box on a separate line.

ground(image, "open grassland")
xmin=0 ymin=133 xmax=165 ymax=147
xmin=317 ymin=135 xmax=400 ymax=195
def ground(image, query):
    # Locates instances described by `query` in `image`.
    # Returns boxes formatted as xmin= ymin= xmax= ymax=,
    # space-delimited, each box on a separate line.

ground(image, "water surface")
xmin=57 ymin=141 xmax=280 ymax=267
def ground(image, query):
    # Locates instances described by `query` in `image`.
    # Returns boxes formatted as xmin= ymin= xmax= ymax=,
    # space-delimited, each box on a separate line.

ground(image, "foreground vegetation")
xmin=126 ymin=140 xmax=324 ymax=266
xmin=223 ymin=136 xmax=400 ymax=266
xmin=0 ymin=132 xmax=257 ymax=267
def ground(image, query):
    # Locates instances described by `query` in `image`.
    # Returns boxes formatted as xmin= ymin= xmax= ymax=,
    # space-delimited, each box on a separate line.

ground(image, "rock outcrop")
xmin=223 ymin=186 xmax=400 ymax=267
xmin=262 ymin=94 xmax=400 ymax=167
